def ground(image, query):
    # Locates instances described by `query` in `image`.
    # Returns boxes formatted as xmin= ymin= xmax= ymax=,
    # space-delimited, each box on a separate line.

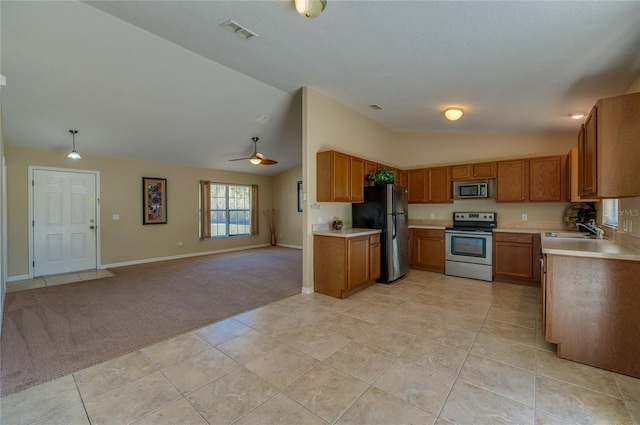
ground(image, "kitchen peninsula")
xmin=540 ymin=234 xmax=640 ymax=378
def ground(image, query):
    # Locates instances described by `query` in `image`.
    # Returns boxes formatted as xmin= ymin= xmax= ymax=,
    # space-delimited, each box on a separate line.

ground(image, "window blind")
xmin=602 ymin=199 xmax=619 ymax=228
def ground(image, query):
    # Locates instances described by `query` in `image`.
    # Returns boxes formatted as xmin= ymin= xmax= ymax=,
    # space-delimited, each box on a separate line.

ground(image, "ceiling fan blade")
xmin=258 ymin=158 xmax=278 ymax=165
xmin=228 ymin=157 xmax=251 ymax=161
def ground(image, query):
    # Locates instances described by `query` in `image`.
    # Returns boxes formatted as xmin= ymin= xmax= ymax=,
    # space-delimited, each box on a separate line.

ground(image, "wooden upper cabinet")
xmin=579 ymin=92 xmax=640 ymax=198
xmin=428 ymin=166 xmax=452 ymax=203
xmin=568 ymin=147 xmax=597 ymax=202
xmin=364 ymin=161 xmax=378 ymax=178
xmin=407 ymin=169 xmax=427 ymax=203
xmin=350 ymin=157 xmax=365 ymax=203
xmin=496 ymin=159 xmax=529 ymax=202
xmin=316 ymin=150 xmax=364 ymax=203
xmin=529 ymin=156 xmax=561 ymax=201
xmin=581 ymin=105 xmax=597 ymax=197
xmin=451 ymin=162 xmax=496 ymax=180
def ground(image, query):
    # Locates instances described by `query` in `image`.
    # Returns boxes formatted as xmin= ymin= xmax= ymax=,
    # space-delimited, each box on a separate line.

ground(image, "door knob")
xmin=90 ymin=225 xmax=95 ymax=230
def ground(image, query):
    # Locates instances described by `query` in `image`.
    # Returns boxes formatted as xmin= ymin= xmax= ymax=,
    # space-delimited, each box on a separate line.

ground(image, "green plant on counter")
xmin=367 ymin=168 xmax=397 ymax=185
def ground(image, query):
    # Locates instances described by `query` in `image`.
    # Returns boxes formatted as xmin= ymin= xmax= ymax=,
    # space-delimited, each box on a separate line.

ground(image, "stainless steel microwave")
xmin=453 ymin=180 xmax=492 ymax=199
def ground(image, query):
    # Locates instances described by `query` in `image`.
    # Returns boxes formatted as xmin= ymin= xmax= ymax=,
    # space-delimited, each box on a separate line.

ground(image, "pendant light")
xmin=67 ymin=130 xmax=81 ymax=159
xmin=294 ymin=0 xmax=326 ymax=18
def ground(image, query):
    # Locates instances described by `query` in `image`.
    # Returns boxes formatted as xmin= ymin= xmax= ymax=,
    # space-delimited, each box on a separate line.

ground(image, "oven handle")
xmin=445 ymin=230 xmax=493 ymax=238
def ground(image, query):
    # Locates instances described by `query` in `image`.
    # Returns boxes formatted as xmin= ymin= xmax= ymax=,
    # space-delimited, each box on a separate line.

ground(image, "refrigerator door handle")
xmin=392 ymin=213 xmax=397 ymax=240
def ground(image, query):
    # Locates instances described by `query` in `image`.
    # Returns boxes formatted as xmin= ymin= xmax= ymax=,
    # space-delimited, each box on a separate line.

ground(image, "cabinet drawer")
xmin=414 ymin=229 xmax=444 ymax=238
xmin=369 ymin=233 xmax=380 ymax=245
xmin=495 ymin=232 xmax=533 ymax=244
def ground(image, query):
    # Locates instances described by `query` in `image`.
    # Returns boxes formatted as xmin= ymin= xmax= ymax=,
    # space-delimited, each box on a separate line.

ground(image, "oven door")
xmin=445 ymin=231 xmax=493 ymax=266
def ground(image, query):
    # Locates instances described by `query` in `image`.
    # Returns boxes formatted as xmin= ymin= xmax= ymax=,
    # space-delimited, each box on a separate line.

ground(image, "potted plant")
xmin=367 ymin=168 xmax=397 ymax=185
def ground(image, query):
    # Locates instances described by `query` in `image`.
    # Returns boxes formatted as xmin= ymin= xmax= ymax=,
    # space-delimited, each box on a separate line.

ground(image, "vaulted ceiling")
xmin=2 ymin=1 xmax=639 ymax=175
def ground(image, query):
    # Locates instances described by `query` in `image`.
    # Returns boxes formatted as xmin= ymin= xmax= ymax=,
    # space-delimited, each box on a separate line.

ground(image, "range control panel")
xmin=452 ymin=212 xmax=497 ymax=227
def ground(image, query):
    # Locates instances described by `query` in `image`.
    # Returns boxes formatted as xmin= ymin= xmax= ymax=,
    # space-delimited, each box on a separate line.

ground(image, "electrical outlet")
xmin=522 ymin=213 xmax=528 ymax=221
xmin=430 ymin=213 xmax=435 ymax=219
xmin=178 ymin=241 xmax=183 ymax=247
xmin=318 ymin=215 xmax=323 ymax=223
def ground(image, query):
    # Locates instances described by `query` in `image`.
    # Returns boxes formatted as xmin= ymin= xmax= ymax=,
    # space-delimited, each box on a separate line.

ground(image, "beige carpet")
xmin=0 ymin=247 xmax=302 ymax=395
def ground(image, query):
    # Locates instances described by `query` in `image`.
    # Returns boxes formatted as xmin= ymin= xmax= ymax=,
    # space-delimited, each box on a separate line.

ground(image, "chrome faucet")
xmin=577 ymin=222 xmax=604 ymax=239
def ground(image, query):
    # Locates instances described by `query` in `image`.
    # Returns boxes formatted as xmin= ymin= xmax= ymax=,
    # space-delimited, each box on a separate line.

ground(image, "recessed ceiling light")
xmin=570 ymin=113 xmax=585 ymax=119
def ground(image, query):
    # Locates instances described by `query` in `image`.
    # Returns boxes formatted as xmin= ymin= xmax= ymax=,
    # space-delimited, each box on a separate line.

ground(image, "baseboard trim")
xmin=101 ymin=244 xmax=271 ymax=269
xmin=276 ymin=244 xmax=302 ymax=249
xmin=6 ymin=274 xmax=31 ymax=283
xmin=301 ymin=287 xmax=314 ymax=294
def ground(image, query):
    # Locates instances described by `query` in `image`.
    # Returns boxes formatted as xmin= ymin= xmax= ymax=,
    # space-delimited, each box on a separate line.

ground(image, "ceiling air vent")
xmin=220 ymin=20 xmax=258 ymax=40
xmin=369 ymin=104 xmax=383 ymax=110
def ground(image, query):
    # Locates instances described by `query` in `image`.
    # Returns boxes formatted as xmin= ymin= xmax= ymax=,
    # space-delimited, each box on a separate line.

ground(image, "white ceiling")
xmin=2 ymin=1 xmax=640 ymax=175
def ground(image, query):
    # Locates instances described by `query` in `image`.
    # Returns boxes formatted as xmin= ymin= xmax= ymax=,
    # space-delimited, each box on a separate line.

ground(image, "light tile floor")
xmin=6 ymin=269 xmax=115 ymax=292
xmin=2 ymin=270 xmax=639 ymax=425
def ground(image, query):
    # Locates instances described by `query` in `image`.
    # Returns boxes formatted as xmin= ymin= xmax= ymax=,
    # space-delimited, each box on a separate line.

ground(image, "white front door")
xmin=33 ymin=169 xmax=97 ymax=276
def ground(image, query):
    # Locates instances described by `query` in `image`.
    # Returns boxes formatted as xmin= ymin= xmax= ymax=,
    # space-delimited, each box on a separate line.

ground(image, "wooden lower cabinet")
xmin=409 ymin=228 xmax=445 ymax=272
xmin=544 ymin=254 xmax=640 ymax=378
xmin=493 ymin=232 xmax=541 ymax=285
xmin=314 ymin=234 xmax=380 ymax=299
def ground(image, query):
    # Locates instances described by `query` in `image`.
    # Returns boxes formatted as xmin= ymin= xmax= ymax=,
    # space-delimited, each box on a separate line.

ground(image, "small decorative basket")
xmin=332 ymin=218 xmax=344 ymax=231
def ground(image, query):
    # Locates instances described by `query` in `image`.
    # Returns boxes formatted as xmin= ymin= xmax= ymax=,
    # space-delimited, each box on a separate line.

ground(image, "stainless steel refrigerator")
xmin=352 ymin=184 xmax=409 ymax=283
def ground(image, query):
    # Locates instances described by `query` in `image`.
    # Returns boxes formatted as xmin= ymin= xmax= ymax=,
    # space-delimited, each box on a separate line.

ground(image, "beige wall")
xmin=5 ymin=145 xmax=274 ymax=278
xmin=394 ymin=132 xmax=577 ymax=226
xmin=302 ymin=87 xmax=396 ymax=291
xmin=273 ymin=164 xmax=303 ymax=247
xmin=394 ymin=132 xmax=575 ymax=168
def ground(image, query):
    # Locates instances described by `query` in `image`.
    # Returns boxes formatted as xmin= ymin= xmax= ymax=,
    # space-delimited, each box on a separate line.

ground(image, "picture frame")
xmin=143 ymin=177 xmax=167 ymax=224
xmin=297 ymin=180 xmax=303 ymax=212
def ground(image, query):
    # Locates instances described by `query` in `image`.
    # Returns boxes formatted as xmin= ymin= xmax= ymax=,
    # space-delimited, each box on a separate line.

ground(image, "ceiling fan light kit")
xmin=294 ymin=0 xmax=326 ymax=18
xmin=229 ymin=137 xmax=278 ymax=165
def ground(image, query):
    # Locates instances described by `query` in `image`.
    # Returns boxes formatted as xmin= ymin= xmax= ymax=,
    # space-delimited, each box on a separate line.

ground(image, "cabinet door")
xmin=497 ymin=160 xmax=528 ymax=202
xmin=365 ymin=161 xmax=378 ymax=179
xmin=582 ymin=106 xmax=597 ymax=197
xmin=493 ymin=233 xmax=537 ymax=279
xmin=350 ymin=156 xmax=365 ymax=202
xmin=530 ymin=156 xmax=561 ymax=201
xmin=473 ymin=162 xmax=497 ymax=178
xmin=369 ymin=242 xmax=381 ymax=280
xmin=347 ymin=237 xmax=369 ymax=291
xmin=332 ymin=152 xmax=352 ymax=202
xmin=407 ymin=169 xmax=427 ymax=203
xmin=416 ymin=235 xmax=445 ymax=271
xmin=411 ymin=229 xmax=445 ymax=271
xmin=428 ymin=167 xmax=451 ymax=203
xmin=451 ymin=165 xmax=472 ymax=181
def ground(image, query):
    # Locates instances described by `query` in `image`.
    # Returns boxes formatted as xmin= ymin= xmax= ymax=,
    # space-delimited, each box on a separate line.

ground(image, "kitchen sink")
xmin=545 ymin=232 xmax=592 ymax=239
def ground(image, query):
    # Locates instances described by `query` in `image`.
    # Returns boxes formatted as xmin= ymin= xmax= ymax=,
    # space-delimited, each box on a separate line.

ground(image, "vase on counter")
xmin=332 ymin=218 xmax=344 ymax=231
xmin=270 ymin=233 xmax=276 ymax=246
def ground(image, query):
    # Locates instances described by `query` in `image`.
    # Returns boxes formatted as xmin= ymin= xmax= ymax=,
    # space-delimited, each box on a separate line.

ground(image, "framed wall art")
xmin=143 ymin=177 xmax=167 ymax=224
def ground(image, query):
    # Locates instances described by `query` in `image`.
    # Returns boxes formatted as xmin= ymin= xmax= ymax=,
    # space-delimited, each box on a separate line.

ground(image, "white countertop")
xmin=494 ymin=228 xmax=547 ymax=234
xmin=313 ymin=228 xmax=382 ymax=238
xmin=541 ymin=233 xmax=640 ymax=261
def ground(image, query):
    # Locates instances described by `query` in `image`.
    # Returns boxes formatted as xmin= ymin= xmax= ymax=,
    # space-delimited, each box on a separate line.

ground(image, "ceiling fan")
xmin=228 ymin=137 xmax=278 ymax=165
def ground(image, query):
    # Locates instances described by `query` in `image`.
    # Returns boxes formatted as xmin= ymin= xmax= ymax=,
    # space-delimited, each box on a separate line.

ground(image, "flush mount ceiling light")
xmin=294 ymin=0 xmax=326 ymax=18
xmin=444 ymin=108 xmax=464 ymax=121
xmin=67 ymin=129 xmax=81 ymax=159
xmin=570 ymin=113 xmax=585 ymax=119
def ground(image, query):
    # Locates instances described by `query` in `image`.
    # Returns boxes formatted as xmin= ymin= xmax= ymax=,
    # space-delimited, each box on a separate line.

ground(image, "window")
xmin=199 ymin=182 xmax=258 ymax=239
xmin=602 ymin=198 xmax=619 ymax=228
